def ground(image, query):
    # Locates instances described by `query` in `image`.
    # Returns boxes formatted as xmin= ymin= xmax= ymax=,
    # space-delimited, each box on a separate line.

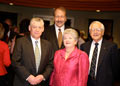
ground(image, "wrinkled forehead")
xmin=30 ymin=20 xmax=44 ymax=26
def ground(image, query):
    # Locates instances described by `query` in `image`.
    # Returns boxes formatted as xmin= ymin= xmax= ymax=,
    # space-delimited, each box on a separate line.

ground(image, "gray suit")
xmin=12 ymin=35 xmax=53 ymax=86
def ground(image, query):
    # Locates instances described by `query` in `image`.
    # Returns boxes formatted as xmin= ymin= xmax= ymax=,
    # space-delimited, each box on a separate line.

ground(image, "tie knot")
xmin=35 ymin=41 xmax=38 ymax=45
xmin=58 ymin=28 xmax=61 ymax=32
xmin=95 ymin=43 xmax=99 ymax=46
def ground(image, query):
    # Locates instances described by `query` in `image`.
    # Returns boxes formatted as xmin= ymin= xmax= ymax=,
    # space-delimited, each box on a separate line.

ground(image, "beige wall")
xmin=0 ymin=3 xmax=120 ymax=48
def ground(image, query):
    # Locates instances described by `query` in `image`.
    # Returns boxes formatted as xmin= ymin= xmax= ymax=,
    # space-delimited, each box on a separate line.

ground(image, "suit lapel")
xmin=38 ymin=39 xmax=45 ymax=73
xmin=97 ymin=40 xmax=107 ymax=71
xmin=51 ymin=25 xmax=59 ymax=49
xmin=85 ymin=41 xmax=91 ymax=56
xmin=27 ymin=36 xmax=36 ymax=71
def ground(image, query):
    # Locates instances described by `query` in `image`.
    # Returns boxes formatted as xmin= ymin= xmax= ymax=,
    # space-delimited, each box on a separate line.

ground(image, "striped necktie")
xmin=90 ymin=43 xmax=99 ymax=79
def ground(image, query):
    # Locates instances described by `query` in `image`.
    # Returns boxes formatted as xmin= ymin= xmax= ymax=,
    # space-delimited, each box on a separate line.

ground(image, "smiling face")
xmin=54 ymin=8 xmax=67 ymax=28
xmin=63 ymin=33 xmax=77 ymax=48
xmin=29 ymin=18 xmax=44 ymax=40
xmin=89 ymin=21 xmax=104 ymax=42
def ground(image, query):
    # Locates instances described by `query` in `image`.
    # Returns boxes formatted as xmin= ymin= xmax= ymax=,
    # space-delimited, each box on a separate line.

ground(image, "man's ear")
xmin=28 ymin=25 xmax=31 ymax=31
xmin=102 ymin=30 xmax=105 ymax=36
xmin=42 ymin=27 xmax=44 ymax=32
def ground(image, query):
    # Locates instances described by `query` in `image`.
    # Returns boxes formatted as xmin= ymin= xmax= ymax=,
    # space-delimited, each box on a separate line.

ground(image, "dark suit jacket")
xmin=12 ymin=35 xmax=53 ymax=86
xmin=42 ymin=24 xmax=70 ymax=53
xmin=81 ymin=39 xmax=119 ymax=86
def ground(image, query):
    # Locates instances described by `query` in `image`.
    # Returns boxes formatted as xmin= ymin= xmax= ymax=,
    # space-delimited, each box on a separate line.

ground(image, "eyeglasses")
xmin=55 ymin=16 xmax=65 ymax=18
xmin=90 ymin=28 xmax=102 ymax=32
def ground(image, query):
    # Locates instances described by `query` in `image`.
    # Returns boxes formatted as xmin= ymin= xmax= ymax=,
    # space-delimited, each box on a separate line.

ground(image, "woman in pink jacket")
xmin=50 ymin=28 xmax=89 ymax=86
xmin=0 ymin=23 xmax=11 ymax=86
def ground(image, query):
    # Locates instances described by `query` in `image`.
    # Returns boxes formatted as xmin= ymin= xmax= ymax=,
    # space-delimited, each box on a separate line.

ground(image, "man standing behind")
xmin=12 ymin=17 xmax=53 ymax=86
xmin=42 ymin=6 xmax=70 ymax=53
xmin=4 ymin=18 xmax=16 ymax=43
xmin=81 ymin=21 xmax=119 ymax=86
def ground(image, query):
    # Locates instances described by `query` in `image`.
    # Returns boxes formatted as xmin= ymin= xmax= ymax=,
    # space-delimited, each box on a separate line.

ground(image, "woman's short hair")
xmin=0 ymin=23 xmax=5 ymax=39
xmin=63 ymin=28 xmax=79 ymax=41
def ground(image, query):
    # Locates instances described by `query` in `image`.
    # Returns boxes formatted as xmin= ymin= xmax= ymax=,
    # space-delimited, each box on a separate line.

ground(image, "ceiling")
xmin=1 ymin=0 xmax=120 ymax=11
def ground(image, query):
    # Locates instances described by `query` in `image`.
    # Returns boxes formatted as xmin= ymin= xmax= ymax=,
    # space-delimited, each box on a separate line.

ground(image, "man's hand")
xmin=27 ymin=75 xmax=37 ymax=85
xmin=35 ymin=75 xmax=44 ymax=84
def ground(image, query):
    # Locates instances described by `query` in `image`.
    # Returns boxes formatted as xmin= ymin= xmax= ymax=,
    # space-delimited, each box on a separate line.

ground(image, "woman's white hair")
xmin=63 ymin=28 xmax=79 ymax=41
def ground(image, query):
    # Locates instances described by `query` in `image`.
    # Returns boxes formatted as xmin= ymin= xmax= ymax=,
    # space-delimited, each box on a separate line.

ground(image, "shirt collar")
xmin=60 ymin=47 xmax=79 ymax=59
xmin=55 ymin=24 xmax=65 ymax=32
xmin=92 ymin=38 xmax=103 ymax=46
xmin=31 ymin=36 xmax=40 ymax=44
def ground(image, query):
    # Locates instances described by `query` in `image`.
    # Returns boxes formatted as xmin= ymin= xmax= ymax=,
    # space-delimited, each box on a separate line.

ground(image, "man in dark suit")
xmin=81 ymin=21 xmax=119 ymax=86
xmin=12 ymin=17 xmax=53 ymax=86
xmin=42 ymin=7 xmax=70 ymax=53
xmin=4 ymin=18 xmax=16 ymax=43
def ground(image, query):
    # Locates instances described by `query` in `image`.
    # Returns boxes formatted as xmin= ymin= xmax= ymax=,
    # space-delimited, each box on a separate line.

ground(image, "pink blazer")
xmin=0 ymin=41 xmax=11 ymax=76
xmin=50 ymin=47 xmax=89 ymax=86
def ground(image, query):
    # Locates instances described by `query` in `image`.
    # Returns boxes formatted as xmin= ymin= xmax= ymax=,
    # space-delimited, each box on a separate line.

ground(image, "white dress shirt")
xmin=31 ymin=36 xmax=41 ymax=56
xmin=89 ymin=38 xmax=103 ymax=76
xmin=55 ymin=24 xmax=65 ymax=39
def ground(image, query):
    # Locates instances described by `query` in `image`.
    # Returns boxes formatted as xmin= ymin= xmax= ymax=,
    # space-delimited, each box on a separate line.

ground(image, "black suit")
xmin=12 ymin=35 xmax=53 ymax=86
xmin=42 ymin=25 xmax=70 ymax=53
xmin=81 ymin=39 xmax=119 ymax=86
